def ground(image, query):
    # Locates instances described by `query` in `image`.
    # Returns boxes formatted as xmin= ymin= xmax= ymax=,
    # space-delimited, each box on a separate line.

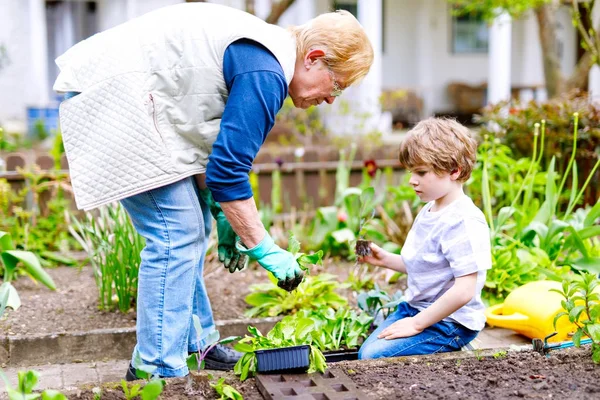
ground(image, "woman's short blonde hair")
xmin=289 ymin=10 xmax=373 ymax=86
xmin=398 ymin=118 xmax=478 ymax=182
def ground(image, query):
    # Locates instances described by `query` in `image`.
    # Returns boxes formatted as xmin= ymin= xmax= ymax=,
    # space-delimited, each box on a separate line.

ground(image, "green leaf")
xmin=222 ymin=385 xmax=244 ymax=400
xmin=568 ymin=305 xmax=586 ymax=323
xmin=572 ymin=329 xmax=583 ymax=347
xmin=298 ymin=251 xmax=323 ymax=266
xmin=186 ymin=353 xmax=199 ymax=371
xmin=553 ymin=311 xmax=568 ymax=329
xmin=18 ymin=370 xmax=40 ymax=394
xmin=192 ymin=314 xmax=202 ymax=338
xmin=331 ymin=228 xmax=355 ymax=244
xmin=218 ymin=336 xmax=240 ymax=346
xmin=41 ymin=390 xmax=67 ymax=400
xmin=140 ymin=380 xmax=165 ymax=400
xmin=234 ymin=342 xmax=254 ymax=353
xmin=571 ymin=258 xmax=600 ymax=274
xmin=0 ymin=282 xmax=21 ymax=315
xmin=577 ymin=226 xmax=600 ymax=240
xmin=0 ymin=231 xmax=14 ymax=252
xmin=587 ymin=324 xmax=600 ymax=342
xmin=584 ymin=200 xmax=600 ymax=227
xmin=3 ymin=251 xmax=56 ymax=290
xmin=7 ymin=389 xmax=40 ymax=400
xmin=287 ymin=233 xmax=301 ymax=255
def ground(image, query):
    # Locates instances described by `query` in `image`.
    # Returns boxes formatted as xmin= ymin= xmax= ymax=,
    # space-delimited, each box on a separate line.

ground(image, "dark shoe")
xmin=125 ymin=363 xmax=139 ymax=381
xmin=203 ymin=344 xmax=242 ymax=371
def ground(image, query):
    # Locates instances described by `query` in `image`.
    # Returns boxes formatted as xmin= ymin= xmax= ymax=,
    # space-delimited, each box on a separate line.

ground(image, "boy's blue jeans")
xmin=120 ymin=177 xmax=215 ymax=377
xmin=359 ymin=302 xmax=479 ymax=359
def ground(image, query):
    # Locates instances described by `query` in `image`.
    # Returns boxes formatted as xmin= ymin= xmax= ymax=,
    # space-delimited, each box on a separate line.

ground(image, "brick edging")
xmin=0 ymin=317 xmax=281 ymax=367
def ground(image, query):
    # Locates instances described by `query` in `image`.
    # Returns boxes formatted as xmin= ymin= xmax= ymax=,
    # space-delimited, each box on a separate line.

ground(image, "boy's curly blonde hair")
xmin=398 ymin=118 xmax=478 ymax=182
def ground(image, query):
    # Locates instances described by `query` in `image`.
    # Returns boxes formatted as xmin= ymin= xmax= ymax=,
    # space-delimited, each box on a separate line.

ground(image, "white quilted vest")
xmin=54 ymin=3 xmax=296 ymax=210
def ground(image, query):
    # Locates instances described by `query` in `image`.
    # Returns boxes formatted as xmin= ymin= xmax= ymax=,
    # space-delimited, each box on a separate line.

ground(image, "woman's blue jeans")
xmin=358 ymin=302 xmax=479 ymax=360
xmin=120 ymin=177 xmax=214 ymax=377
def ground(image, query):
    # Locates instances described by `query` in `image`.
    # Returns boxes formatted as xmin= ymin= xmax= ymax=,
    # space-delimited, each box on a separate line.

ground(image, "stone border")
xmin=0 ymin=317 xmax=281 ymax=367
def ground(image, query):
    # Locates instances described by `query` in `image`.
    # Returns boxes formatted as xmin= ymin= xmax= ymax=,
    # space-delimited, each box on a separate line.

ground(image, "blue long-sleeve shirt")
xmin=205 ymin=39 xmax=288 ymax=202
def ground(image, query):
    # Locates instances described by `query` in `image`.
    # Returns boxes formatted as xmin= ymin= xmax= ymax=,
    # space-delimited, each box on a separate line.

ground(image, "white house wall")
xmin=0 ymin=1 xmax=35 ymax=125
xmin=381 ymin=0 xmax=576 ymax=116
xmin=0 ymin=0 xmax=580 ymax=129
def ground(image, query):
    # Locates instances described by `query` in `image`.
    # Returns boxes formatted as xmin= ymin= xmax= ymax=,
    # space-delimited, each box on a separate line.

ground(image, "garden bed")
xmin=68 ymin=346 xmax=599 ymax=399
xmin=0 ymin=257 xmax=389 ymax=338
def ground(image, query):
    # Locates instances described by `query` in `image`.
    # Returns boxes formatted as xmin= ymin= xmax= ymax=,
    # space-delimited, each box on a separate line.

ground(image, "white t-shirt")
xmin=401 ymin=195 xmax=492 ymax=331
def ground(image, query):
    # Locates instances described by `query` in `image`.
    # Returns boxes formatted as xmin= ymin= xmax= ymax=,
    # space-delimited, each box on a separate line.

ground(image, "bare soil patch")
xmin=0 ymin=258 xmax=386 ymax=337
xmin=69 ymin=347 xmax=599 ymax=399
xmin=338 ymin=346 xmax=600 ymax=399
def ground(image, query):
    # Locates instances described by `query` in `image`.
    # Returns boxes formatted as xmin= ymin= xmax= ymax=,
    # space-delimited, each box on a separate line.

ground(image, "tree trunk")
xmin=565 ymin=49 xmax=592 ymax=91
xmin=265 ymin=0 xmax=297 ymax=24
xmin=245 ymin=0 xmax=255 ymax=15
xmin=535 ymin=3 xmax=565 ymax=98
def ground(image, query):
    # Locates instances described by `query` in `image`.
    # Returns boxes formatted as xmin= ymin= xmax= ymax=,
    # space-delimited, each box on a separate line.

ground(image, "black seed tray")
xmin=256 ymin=368 xmax=368 ymax=400
xmin=323 ymin=349 xmax=359 ymax=363
xmin=256 ymin=345 xmax=310 ymax=373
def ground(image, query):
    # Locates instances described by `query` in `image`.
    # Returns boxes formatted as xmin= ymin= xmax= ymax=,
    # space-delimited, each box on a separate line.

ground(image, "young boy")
xmin=358 ymin=117 xmax=491 ymax=359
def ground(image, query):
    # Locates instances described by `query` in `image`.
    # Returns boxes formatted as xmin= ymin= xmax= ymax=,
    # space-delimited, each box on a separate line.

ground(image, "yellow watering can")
xmin=485 ymin=280 xmax=580 ymax=343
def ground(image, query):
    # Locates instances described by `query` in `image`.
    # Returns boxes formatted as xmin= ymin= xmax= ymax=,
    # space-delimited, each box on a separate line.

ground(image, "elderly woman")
xmin=54 ymin=2 xmax=373 ymax=380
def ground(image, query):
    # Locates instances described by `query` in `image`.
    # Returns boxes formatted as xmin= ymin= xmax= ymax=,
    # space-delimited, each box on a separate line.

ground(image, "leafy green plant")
xmin=186 ymin=314 xmax=239 ymax=371
xmin=244 ymin=273 xmax=348 ymax=318
xmin=357 ymin=285 xmax=404 ymax=321
xmin=210 ymin=377 xmax=243 ymax=400
xmin=479 ymin=114 xmax=600 ymax=304
xmin=68 ymin=204 xmax=144 ymax=312
xmin=121 ymin=378 xmax=165 ymax=400
xmin=552 ymin=272 xmax=600 ymax=363
xmin=493 ymin=350 xmax=507 ymax=359
xmin=0 ymin=231 xmax=56 ymax=316
xmin=0 ymin=369 xmax=67 ymax=400
xmin=233 ymin=317 xmax=327 ymax=381
xmin=300 ymin=307 xmax=373 ymax=351
xmin=0 ymin=166 xmax=80 ymax=262
xmin=123 ymin=352 xmax=166 ymax=399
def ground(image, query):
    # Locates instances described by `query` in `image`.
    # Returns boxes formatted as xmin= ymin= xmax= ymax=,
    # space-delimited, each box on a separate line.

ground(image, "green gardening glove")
xmin=236 ymin=231 xmax=304 ymax=291
xmin=199 ymin=188 xmax=249 ymax=273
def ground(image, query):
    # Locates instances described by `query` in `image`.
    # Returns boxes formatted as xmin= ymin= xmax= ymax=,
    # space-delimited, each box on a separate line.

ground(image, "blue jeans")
xmin=120 ymin=177 xmax=214 ymax=377
xmin=358 ymin=302 xmax=479 ymax=359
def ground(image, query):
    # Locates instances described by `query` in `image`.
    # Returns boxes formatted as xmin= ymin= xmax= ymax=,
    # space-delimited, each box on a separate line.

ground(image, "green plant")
xmin=0 ymin=231 xmax=56 ymax=316
xmin=121 ymin=378 xmax=165 ymax=400
xmin=123 ymin=352 xmax=166 ymax=399
xmin=553 ymin=272 xmax=600 ymax=363
xmin=68 ymin=204 xmax=144 ymax=312
xmin=477 ymin=93 xmax=600 ymax=207
xmin=186 ymin=314 xmax=239 ymax=371
xmin=210 ymin=377 xmax=243 ymax=400
xmin=0 ymin=369 xmax=67 ymax=400
xmin=479 ymin=114 xmax=600 ymax=304
xmin=300 ymin=307 xmax=373 ymax=351
xmin=493 ymin=350 xmax=507 ymax=359
xmin=233 ymin=316 xmax=327 ymax=381
xmin=356 ymin=285 xmax=404 ymax=321
xmin=244 ymin=273 xmax=347 ymax=318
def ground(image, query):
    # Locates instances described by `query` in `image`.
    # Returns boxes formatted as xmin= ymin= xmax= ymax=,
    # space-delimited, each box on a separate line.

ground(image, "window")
xmin=332 ymin=0 xmax=385 ymax=53
xmin=451 ymin=10 xmax=488 ymax=53
xmin=333 ymin=0 xmax=358 ymax=17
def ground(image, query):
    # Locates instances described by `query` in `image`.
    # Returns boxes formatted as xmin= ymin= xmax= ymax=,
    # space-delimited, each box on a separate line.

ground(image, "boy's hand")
xmin=357 ymin=242 xmax=389 ymax=267
xmin=377 ymin=317 xmax=423 ymax=340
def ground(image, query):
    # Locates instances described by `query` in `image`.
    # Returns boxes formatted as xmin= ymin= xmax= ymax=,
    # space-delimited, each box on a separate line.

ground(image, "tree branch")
xmin=265 ymin=0 xmax=297 ymax=24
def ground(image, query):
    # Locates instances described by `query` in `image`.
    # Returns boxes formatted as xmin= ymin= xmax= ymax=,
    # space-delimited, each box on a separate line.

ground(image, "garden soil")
xmin=69 ymin=347 xmax=599 ymax=399
xmin=0 ymin=257 xmax=386 ymax=336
